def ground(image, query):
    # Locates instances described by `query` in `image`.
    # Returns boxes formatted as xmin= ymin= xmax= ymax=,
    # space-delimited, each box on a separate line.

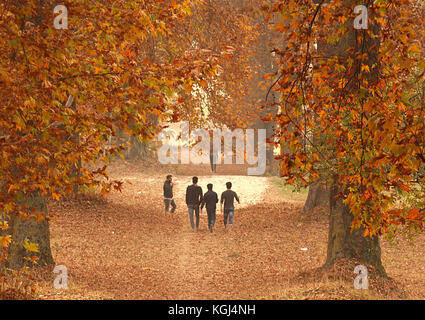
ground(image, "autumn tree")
xmin=167 ymin=0 xmax=265 ymax=129
xmin=112 ymin=0 xmax=269 ymax=165
xmin=0 ymin=0 xmax=222 ymax=268
xmin=268 ymin=0 xmax=425 ymax=275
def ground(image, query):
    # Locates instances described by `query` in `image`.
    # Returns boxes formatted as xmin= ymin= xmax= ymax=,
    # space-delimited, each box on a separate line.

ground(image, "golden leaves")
xmin=23 ymin=239 xmax=39 ymax=253
xmin=360 ymin=65 xmax=370 ymax=73
xmin=0 ymin=236 xmax=12 ymax=249
xmin=0 ymin=222 xmax=10 ymax=231
xmin=0 ymin=0 xmax=234 ymax=220
xmin=269 ymin=0 xmax=425 ymax=235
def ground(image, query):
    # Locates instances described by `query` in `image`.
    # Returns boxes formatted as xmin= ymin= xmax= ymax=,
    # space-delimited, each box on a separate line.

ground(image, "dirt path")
xmin=39 ymin=161 xmax=311 ymax=299
xmin=35 ymin=161 xmax=425 ymax=300
xmin=103 ymin=163 xmax=277 ymax=299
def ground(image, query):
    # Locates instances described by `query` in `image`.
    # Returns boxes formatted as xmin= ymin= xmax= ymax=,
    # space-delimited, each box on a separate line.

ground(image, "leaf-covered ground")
xmin=28 ymin=161 xmax=425 ymax=299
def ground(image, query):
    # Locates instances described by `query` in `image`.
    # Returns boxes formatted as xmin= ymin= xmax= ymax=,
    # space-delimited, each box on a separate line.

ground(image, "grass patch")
xmin=269 ymin=177 xmax=308 ymax=202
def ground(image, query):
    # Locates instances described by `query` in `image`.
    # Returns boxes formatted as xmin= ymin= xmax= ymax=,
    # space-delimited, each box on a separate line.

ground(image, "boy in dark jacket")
xmin=163 ymin=175 xmax=176 ymax=214
xmin=185 ymin=176 xmax=203 ymax=231
xmin=201 ymin=183 xmax=218 ymax=233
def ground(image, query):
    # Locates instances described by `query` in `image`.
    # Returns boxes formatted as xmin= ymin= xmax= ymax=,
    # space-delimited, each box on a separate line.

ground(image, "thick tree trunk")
xmin=3 ymin=192 xmax=54 ymax=270
xmin=302 ymin=182 xmax=330 ymax=213
xmin=324 ymin=185 xmax=386 ymax=276
xmin=317 ymin=0 xmax=385 ymax=276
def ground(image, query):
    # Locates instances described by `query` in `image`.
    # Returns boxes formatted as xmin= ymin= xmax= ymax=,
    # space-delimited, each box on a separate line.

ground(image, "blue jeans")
xmin=223 ymin=208 xmax=234 ymax=226
xmin=187 ymin=204 xmax=200 ymax=230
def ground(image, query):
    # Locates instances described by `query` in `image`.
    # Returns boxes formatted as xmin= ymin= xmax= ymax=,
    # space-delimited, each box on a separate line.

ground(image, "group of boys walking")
xmin=163 ymin=175 xmax=240 ymax=233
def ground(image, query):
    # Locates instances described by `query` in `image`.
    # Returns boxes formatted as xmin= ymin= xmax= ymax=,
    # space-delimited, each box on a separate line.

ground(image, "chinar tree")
xmin=267 ymin=0 xmax=425 ymax=275
xmin=0 ymin=0 xmax=221 ymax=269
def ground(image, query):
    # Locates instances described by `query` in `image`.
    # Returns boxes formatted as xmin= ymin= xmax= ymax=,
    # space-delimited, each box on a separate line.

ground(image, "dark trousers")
xmin=188 ymin=204 xmax=200 ymax=230
xmin=210 ymin=153 xmax=217 ymax=172
xmin=164 ymin=199 xmax=176 ymax=213
xmin=206 ymin=207 xmax=216 ymax=231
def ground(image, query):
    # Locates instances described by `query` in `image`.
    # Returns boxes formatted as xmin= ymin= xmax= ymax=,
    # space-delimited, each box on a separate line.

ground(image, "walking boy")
xmin=185 ymin=176 xmax=203 ymax=231
xmin=163 ymin=174 xmax=176 ymax=214
xmin=220 ymin=182 xmax=240 ymax=231
xmin=201 ymin=184 xmax=218 ymax=233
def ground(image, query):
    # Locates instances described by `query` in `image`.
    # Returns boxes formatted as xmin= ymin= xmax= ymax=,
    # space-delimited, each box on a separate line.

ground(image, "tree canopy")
xmin=268 ymin=0 xmax=425 ymax=237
